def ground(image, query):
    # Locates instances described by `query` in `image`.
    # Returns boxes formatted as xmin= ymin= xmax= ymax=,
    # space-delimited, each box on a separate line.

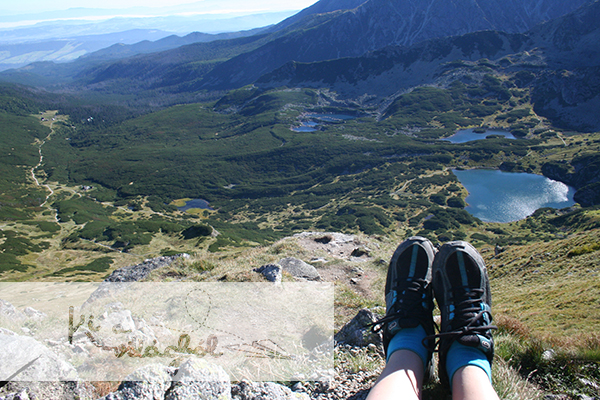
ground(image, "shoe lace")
xmin=424 ymin=288 xmax=497 ymax=350
xmin=370 ymin=278 xmax=430 ymax=333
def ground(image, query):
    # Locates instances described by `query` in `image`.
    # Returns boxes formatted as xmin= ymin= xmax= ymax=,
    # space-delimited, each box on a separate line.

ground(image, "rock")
xmin=0 ymin=334 xmax=90 ymax=400
xmin=278 ymin=258 xmax=320 ymax=281
xmin=23 ymin=307 xmax=46 ymax=320
xmin=253 ymin=264 xmax=282 ymax=283
xmin=96 ymin=359 xmax=230 ymax=400
xmin=99 ymin=364 xmax=176 ymax=400
xmin=0 ymin=334 xmax=78 ymax=382
xmin=232 ymin=381 xmax=309 ymax=400
xmin=334 ymin=309 xmax=382 ymax=348
xmin=350 ymin=247 xmax=370 ymax=258
xmin=0 ymin=299 xmax=24 ymax=320
xmin=105 ymin=254 xmax=189 ymax=282
xmin=0 ymin=382 xmax=92 ymax=400
xmin=166 ymin=358 xmax=231 ymax=400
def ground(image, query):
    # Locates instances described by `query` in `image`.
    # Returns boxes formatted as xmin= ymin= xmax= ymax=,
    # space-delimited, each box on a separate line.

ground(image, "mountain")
xmin=254 ymin=0 xmax=600 ymax=131
xmin=198 ymin=0 xmax=590 ymax=90
xmin=79 ymin=27 xmax=269 ymax=62
xmin=0 ymin=30 xmax=173 ymax=72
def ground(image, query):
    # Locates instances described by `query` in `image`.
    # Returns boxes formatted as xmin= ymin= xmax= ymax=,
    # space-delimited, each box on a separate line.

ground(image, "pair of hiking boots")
xmin=372 ymin=237 xmax=496 ymax=386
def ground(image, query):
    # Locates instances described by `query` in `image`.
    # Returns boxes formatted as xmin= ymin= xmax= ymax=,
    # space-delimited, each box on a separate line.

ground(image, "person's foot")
xmin=372 ymin=237 xmax=436 ymax=367
xmin=430 ymin=241 xmax=496 ymax=386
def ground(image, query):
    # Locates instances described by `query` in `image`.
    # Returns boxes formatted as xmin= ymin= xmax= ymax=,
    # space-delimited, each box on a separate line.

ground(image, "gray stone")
xmin=253 ymin=264 xmax=282 ymax=283
xmin=99 ymin=364 xmax=176 ymax=400
xmin=232 ymin=381 xmax=309 ymax=400
xmin=0 ymin=382 xmax=92 ymax=400
xmin=96 ymin=359 xmax=230 ymax=400
xmin=105 ymin=254 xmax=189 ymax=283
xmin=277 ymin=258 xmax=320 ymax=281
xmin=166 ymin=358 xmax=231 ymax=400
xmin=334 ymin=309 xmax=382 ymax=348
xmin=0 ymin=334 xmax=78 ymax=382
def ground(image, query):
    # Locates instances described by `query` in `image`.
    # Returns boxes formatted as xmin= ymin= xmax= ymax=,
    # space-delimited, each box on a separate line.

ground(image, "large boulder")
xmin=0 ymin=334 xmax=78 ymax=382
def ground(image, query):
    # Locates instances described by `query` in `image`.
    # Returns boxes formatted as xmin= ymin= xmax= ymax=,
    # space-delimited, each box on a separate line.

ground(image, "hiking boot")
xmin=372 ymin=237 xmax=436 ymax=364
xmin=430 ymin=241 xmax=496 ymax=386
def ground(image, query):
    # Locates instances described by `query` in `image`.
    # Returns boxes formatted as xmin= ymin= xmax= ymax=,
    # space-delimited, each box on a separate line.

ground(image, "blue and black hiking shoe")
xmin=429 ymin=241 xmax=497 ymax=386
xmin=371 ymin=237 xmax=436 ymax=366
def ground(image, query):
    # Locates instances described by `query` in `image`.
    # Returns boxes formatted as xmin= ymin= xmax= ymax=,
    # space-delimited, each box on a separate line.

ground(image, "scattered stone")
xmin=0 ymin=299 xmax=24 ymax=320
xmin=0 ymin=382 xmax=93 ymax=400
xmin=95 ymin=359 xmax=230 ymax=400
xmin=23 ymin=307 xmax=46 ymax=320
xmin=232 ymin=381 xmax=309 ymax=400
xmin=253 ymin=264 xmax=282 ymax=283
xmin=542 ymin=349 xmax=556 ymax=361
xmin=278 ymin=257 xmax=320 ymax=281
xmin=334 ymin=309 xmax=382 ymax=349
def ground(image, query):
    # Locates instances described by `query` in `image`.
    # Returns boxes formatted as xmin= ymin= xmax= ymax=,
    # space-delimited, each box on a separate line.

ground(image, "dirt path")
xmin=30 ymin=113 xmax=64 ymax=207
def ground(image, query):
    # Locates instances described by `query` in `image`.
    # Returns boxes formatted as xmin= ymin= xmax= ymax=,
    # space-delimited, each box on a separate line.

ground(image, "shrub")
xmin=181 ymin=224 xmax=213 ymax=239
xmin=447 ymin=197 xmax=466 ymax=208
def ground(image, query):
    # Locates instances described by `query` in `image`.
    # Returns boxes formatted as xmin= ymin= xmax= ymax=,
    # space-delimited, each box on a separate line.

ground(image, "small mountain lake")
xmin=453 ymin=169 xmax=576 ymax=223
xmin=443 ymin=128 xmax=516 ymax=143
xmin=176 ymin=198 xmax=214 ymax=211
xmin=291 ymin=113 xmax=356 ymax=132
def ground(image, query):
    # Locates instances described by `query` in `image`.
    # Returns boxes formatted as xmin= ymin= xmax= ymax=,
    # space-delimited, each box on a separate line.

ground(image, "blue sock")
xmin=446 ymin=341 xmax=492 ymax=386
xmin=386 ymin=325 xmax=428 ymax=368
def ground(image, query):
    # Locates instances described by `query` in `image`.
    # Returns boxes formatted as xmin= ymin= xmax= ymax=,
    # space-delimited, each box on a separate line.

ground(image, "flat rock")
xmin=278 ymin=258 xmax=320 ymax=281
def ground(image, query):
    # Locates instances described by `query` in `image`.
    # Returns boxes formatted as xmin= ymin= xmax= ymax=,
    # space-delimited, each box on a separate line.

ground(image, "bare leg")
xmin=366 ymin=350 xmax=424 ymax=400
xmin=452 ymin=365 xmax=500 ymax=400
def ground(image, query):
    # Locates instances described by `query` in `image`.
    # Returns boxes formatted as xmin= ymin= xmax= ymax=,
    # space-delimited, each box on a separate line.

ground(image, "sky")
xmin=0 ymin=0 xmax=321 ymax=31
xmin=1 ymin=0 xmax=319 ymax=16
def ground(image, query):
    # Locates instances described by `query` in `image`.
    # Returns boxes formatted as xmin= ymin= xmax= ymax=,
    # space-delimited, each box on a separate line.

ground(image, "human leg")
xmin=429 ymin=241 xmax=499 ymax=399
xmin=366 ymin=349 xmax=423 ymax=400
xmin=452 ymin=365 xmax=500 ymax=400
xmin=367 ymin=237 xmax=436 ymax=400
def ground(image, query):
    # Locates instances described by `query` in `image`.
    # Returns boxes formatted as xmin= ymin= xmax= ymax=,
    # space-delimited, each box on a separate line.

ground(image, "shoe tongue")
xmin=447 ymin=251 xmax=480 ymax=289
xmin=397 ymin=244 xmax=428 ymax=280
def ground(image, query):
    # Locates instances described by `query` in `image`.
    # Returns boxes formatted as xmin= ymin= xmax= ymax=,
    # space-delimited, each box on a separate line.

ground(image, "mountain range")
xmin=1 ymin=0 xmax=598 ymax=130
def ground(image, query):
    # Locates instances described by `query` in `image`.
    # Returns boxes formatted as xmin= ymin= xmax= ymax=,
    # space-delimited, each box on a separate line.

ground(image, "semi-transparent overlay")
xmin=0 ymin=282 xmax=333 ymax=382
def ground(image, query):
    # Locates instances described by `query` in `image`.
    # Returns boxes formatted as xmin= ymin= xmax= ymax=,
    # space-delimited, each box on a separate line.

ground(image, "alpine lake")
xmin=442 ymin=129 xmax=574 ymax=222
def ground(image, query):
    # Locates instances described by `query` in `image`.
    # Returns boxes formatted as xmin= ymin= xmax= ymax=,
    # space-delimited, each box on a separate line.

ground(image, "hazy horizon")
xmin=0 ymin=0 xmax=320 ymax=31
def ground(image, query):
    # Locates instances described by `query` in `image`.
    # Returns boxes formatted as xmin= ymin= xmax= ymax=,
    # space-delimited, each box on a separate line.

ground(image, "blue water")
xmin=453 ymin=169 xmax=576 ymax=223
xmin=291 ymin=121 xmax=318 ymax=132
xmin=312 ymin=114 xmax=356 ymax=122
xmin=177 ymin=199 xmax=213 ymax=211
xmin=443 ymin=128 xmax=516 ymax=143
xmin=291 ymin=114 xmax=355 ymax=132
